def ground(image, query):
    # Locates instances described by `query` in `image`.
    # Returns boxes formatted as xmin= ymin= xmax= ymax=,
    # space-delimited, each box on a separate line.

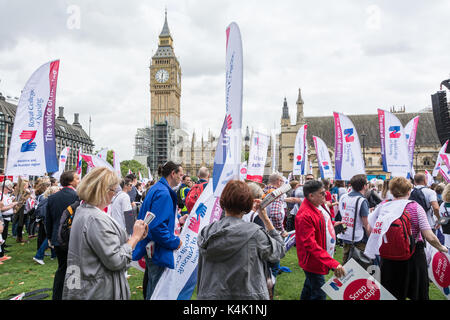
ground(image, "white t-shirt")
xmin=1 ymin=193 xmax=14 ymax=220
xmin=107 ymin=191 xmax=132 ymax=231
xmin=415 ymin=186 xmax=438 ymax=227
xmin=317 ymin=205 xmax=336 ymax=257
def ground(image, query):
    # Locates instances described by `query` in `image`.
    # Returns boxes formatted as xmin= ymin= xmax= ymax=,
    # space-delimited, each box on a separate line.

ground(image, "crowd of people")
xmin=0 ymin=162 xmax=449 ymax=301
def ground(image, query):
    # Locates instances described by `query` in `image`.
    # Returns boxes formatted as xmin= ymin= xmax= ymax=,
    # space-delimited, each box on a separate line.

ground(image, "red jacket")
xmin=295 ymin=198 xmax=340 ymax=275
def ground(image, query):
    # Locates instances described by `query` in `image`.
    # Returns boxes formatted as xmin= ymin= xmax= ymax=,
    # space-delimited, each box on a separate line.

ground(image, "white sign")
xmin=293 ymin=124 xmax=308 ymax=176
xmin=322 ymin=258 xmax=396 ymax=300
xmin=246 ymin=131 xmax=269 ymax=183
xmin=427 ymin=246 xmax=450 ymax=299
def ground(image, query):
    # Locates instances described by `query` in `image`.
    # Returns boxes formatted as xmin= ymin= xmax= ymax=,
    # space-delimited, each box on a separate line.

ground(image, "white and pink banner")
xmin=53 ymin=147 xmax=70 ymax=180
xmin=322 ymin=258 xmax=396 ymax=300
xmin=378 ymin=109 xmax=410 ymax=177
xmin=239 ymin=161 xmax=247 ymax=180
xmin=313 ymin=136 xmax=333 ymax=179
xmin=271 ymin=131 xmax=277 ymax=173
xmin=113 ymin=151 xmax=121 ymax=178
xmin=151 ymin=22 xmax=243 ymax=300
xmin=80 ymin=153 xmax=114 ymax=171
xmin=76 ymin=147 xmax=82 ymax=178
xmin=404 ymin=116 xmax=419 ymax=177
xmin=96 ymin=148 xmax=108 ymax=161
xmin=293 ymin=124 xmax=308 ymax=176
xmin=333 ymin=112 xmax=365 ymax=180
xmin=427 ymin=246 xmax=450 ymax=300
xmin=6 ymin=60 xmax=60 ymax=176
xmin=439 ymin=154 xmax=450 ymax=183
xmin=246 ymin=131 xmax=269 ymax=183
xmin=433 ymin=140 xmax=449 ymax=177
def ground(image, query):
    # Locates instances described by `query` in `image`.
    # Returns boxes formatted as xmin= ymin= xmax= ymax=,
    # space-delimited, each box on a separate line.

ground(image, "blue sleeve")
xmin=148 ymin=192 xmax=180 ymax=251
xmin=360 ymin=198 xmax=370 ymax=217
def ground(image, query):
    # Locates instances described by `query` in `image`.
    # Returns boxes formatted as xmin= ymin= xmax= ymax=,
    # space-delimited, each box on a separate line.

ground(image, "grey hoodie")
xmin=197 ymin=216 xmax=285 ymax=300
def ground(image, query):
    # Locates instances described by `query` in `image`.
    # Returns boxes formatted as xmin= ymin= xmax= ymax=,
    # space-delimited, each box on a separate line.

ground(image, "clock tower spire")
xmin=150 ymin=10 xmax=181 ymax=128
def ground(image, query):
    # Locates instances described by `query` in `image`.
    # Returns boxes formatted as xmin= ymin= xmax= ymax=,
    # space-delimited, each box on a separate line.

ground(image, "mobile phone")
xmin=334 ymin=223 xmax=347 ymax=234
xmin=144 ymin=211 xmax=156 ymax=225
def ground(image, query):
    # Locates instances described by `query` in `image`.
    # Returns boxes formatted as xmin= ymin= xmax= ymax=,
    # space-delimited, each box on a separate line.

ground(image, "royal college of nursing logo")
xmin=389 ymin=126 xmax=401 ymax=139
xmin=322 ymin=161 xmax=330 ymax=170
xmin=330 ymin=278 xmax=343 ymax=291
xmin=20 ymin=130 xmax=37 ymax=152
xmin=296 ymin=155 xmax=302 ymax=165
xmin=343 ymin=128 xmax=355 ymax=143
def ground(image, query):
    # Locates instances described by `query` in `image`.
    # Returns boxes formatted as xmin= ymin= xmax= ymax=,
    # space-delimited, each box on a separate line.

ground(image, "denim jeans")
xmin=34 ymin=238 xmax=56 ymax=260
xmin=144 ymin=257 xmax=166 ymax=300
xmin=300 ymin=270 xmax=326 ymax=300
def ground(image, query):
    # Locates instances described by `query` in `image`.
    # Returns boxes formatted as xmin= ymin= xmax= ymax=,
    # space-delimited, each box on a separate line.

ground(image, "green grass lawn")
xmin=0 ymin=226 xmax=446 ymax=300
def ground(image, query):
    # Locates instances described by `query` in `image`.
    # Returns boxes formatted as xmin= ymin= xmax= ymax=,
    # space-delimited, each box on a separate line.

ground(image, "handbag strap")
xmin=351 ymin=196 xmax=363 ymax=244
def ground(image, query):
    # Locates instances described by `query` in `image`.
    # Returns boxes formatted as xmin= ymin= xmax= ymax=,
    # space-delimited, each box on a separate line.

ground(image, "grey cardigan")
xmin=62 ymin=203 xmax=132 ymax=300
xmin=196 ymin=216 xmax=286 ymax=300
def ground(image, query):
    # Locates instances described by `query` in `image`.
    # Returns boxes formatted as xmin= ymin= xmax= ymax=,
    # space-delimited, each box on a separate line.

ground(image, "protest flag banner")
xmin=293 ymin=124 xmax=308 ymax=176
xmin=80 ymin=153 xmax=114 ymax=171
xmin=425 ymin=170 xmax=435 ymax=186
xmin=53 ymin=147 xmax=70 ymax=180
xmin=271 ymin=131 xmax=277 ymax=173
xmin=322 ymin=258 xmax=396 ymax=300
xmin=427 ymin=246 xmax=450 ymax=299
xmin=151 ymin=22 xmax=243 ymax=300
xmin=432 ymin=140 xmax=449 ymax=177
xmin=313 ymin=136 xmax=333 ymax=179
xmin=96 ymin=148 xmax=108 ymax=160
xmin=76 ymin=147 xmax=82 ymax=178
xmin=239 ymin=161 xmax=247 ymax=180
xmin=246 ymin=131 xmax=269 ymax=183
xmin=333 ymin=112 xmax=365 ymax=180
xmin=378 ymin=109 xmax=411 ymax=177
xmin=6 ymin=60 xmax=60 ymax=176
xmin=147 ymin=166 xmax=153 ymax=181
xmin=112 ymin=151 xmax=121 ymax=178
xmin=404 ymin=116 xmax=419 ymax=177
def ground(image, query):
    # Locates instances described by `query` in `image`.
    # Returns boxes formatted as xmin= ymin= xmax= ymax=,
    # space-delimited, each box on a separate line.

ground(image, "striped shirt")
xmin=406 ymin=201 xmax=431 ymax=242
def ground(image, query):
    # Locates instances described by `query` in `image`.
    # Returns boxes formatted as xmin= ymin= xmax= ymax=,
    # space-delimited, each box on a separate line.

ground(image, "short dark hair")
xmin=303 ymin=180 xmax=324 ymax=199
xmin=120 ymin=177 xmax=133 ymax=189
xmin=182 ymin=174 xmax=190 ymax=181
xmin=157 ymin=161 xmax=182 ymax=178
xmin=60 ymin=170 xmax=77 ymax=187
xmin=220 ymin=180 xmax=254 ymax=214
xmin=126 ymin=173 xmax=136 ymax=181
xmin=350 ymin=174 xmax=367 ymax=192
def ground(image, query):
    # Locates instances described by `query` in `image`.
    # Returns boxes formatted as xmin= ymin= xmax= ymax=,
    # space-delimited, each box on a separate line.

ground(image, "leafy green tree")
xmin=120 ymin=159 xmax=148 ymax=179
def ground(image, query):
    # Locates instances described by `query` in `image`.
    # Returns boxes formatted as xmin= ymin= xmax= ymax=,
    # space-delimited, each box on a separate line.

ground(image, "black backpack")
xmin=57 ymin=201 xmax=81 ymax=250
xmin=409 ymin=187 xmax=431 ymax=213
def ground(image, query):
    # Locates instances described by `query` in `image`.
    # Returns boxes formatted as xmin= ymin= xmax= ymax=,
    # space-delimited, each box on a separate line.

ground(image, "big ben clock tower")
xmin=150 ymin=10 xmax=181 ymax=128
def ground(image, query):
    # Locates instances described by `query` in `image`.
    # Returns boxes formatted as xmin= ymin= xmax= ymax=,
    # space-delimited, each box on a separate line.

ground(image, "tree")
xmin=120 ymin=159 xmax=148 ymax=179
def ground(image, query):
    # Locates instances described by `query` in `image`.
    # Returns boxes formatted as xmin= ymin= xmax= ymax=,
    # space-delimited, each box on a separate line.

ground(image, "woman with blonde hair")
xmin=62 ymin=167 xmax=148 ymax=300
xmin=365 ymin=177 xmax=447 ymax=300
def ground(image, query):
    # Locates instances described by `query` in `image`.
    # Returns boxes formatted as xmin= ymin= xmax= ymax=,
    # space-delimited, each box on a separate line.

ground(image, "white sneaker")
xmin=33 ymin=257 xmax=45 ymax=265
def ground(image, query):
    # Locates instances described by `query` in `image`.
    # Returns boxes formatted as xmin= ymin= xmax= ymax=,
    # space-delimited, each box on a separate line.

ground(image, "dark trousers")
xmin=144 ymin=257 xmax=166 ymax=300
xmin=52 ymin=246 xmax=68 ymax=300
xmin=0 ymin=219 xmax=9 ymax=257
xmin=380 ymin=243 xmax=429 ymax=300
xmin=300 ymin=270 xmax=326 ymax=300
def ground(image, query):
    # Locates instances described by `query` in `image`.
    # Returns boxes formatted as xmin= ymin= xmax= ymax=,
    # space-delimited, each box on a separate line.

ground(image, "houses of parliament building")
xmin=134 ymin=12 xmax=443 ymax=181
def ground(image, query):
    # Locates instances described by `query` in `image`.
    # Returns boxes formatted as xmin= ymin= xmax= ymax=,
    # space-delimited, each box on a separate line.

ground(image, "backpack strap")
xmin=351 ymin=196 xmax=363 ymax=244
xmin=67 ymin=205 xmax=73 ymax=216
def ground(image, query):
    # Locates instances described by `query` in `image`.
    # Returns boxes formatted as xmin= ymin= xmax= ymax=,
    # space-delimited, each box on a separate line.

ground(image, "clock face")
xmin=155 ymin=69 xmax=169 ymax=83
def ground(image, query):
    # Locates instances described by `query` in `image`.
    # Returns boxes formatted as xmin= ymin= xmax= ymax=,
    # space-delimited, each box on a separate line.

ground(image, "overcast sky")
xmin=1 ymin=0 xmax=449 ymax=160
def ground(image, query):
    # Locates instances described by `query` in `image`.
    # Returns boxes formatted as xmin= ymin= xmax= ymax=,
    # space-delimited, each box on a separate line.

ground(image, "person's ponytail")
xmin=158 ymin=161 xmax=181 ymax=178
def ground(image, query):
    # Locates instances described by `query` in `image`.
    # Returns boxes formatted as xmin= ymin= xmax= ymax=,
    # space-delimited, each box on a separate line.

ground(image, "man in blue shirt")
xmin=337 ymin=174 xmax=372 ymax=263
